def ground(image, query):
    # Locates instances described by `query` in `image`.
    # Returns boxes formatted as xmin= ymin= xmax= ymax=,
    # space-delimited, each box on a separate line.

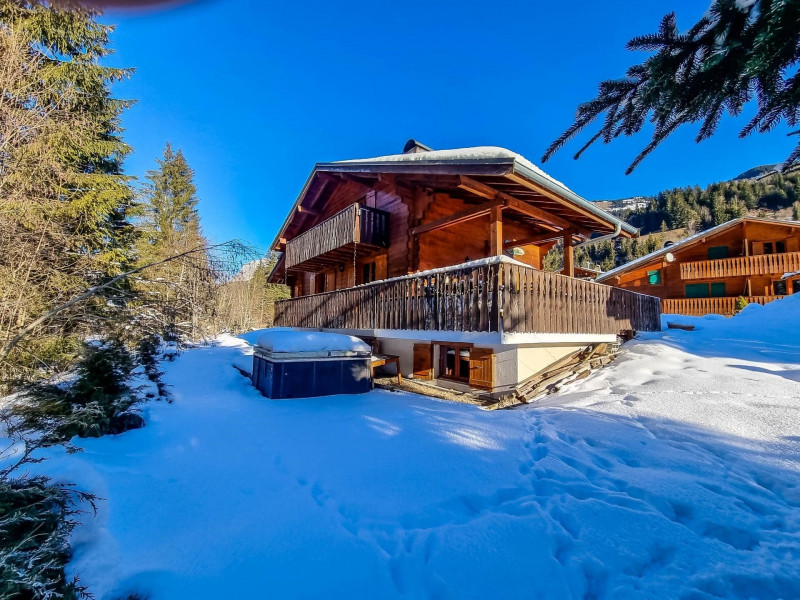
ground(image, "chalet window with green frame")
xmin=710 ymin=282 xmax=726 ymax=297
xmin=685 ymin=283 xmax=709 ymax=298
xmin=647 ymin=269 xmax=662 ymax=285
xmin=707 ymin=246 xmax=729 ymax=260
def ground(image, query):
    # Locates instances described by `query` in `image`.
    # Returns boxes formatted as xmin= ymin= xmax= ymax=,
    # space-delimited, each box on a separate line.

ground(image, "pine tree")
xmin=135 ymin=144 xmax=212 ymax=340
xmin=543 ymin=0 xmax=800 ymax=174
xmin=0 ymin=2 xmax=135 ymax=382
xmin=143 ymin=144 xmax=200 ymax=248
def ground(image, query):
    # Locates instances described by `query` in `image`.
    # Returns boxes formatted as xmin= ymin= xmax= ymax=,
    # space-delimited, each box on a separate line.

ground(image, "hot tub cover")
xmin=255 ymin=329 xmax=370 ymax=354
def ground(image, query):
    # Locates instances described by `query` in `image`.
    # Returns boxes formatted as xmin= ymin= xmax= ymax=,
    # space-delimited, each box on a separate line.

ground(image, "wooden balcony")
xmin=284 ymin=204 xmax=389 ymax=271
xmin=662 ymin=295 xmax=783 ymax=317
xmin=680 ymin=251 xmax=800 ymax=281
xmin=274 ymin=259 xmax=661 ymax=335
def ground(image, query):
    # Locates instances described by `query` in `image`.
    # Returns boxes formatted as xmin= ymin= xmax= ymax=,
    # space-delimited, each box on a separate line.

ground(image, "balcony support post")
xmin=562 ymin=229 xmax=575 ymax=277
xmin=490 ymin=205 xmax=504 ymax=256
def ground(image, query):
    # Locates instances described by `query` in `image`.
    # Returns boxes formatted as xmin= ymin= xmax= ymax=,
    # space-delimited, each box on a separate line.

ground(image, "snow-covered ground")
xmin=14 ymin=297 xmax=800 ymax=599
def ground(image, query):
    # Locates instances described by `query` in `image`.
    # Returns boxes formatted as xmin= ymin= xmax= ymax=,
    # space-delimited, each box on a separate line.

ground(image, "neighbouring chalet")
xmin=596 ymin=217 xmax=800 ymax=316
xmin=267 ymin=141 xmax=661 ymax=396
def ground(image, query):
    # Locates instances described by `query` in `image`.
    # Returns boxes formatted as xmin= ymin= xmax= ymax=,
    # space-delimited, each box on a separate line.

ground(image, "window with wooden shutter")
xmin=647 ymin=269 xmax=662 ymax=285
xmin=468 ymin=348 xmax=494 ymax=390
xmin=752 ymin=241 xmax=764 ymax=255
xmin=685 ymin=283 xmax=709 ymax=298
xmin=710 ymin=282 xmax=726 ymax=297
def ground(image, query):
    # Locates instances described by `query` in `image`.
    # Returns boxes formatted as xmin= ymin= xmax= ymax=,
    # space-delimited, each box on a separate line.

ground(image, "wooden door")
xmin=468 ymin=348 xmax=494 ymax=390
xmin=413 ymin=344 xmax=433 ymax=380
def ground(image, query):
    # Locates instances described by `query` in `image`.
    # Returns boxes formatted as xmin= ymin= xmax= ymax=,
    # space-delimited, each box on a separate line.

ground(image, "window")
xmin=707 ymin=246 xmax=729 ymax=260
xmin=774 ymin=280 xmax=788 ymax=296
xmin=710 ymin=282 xmax=726 ymax=297
xmin=685 ymin=283 xmax=710 ymax=298
xmin=438 ymin=343 xmax=472 ymax=382
xmin=361 ymin=261 xmax=377 ymax=284
xmin=776 ymin=241 xmax=786 ymax=254
xmin=793 ymin=280 xmax=800 ymax=295
xmin=647 ymin=269 xmax=662 ymax=285
xmin=764 ymin=242 xmax=774 ymax=255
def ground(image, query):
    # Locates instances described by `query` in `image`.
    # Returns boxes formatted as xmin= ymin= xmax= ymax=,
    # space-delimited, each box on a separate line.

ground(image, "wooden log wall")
xmin=274 ymin=261 xmax=662 ymax=334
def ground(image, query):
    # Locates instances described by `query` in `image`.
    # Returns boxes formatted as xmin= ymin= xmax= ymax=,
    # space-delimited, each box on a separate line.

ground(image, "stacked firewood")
xmin=483 ymin=342 xmax=623 ymax=410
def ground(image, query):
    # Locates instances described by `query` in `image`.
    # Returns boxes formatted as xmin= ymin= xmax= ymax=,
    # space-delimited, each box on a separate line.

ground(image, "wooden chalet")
xmin=596 ymin=217 xmax=800 ymax=316
xmin=267 ymin=141 xmax=661 ymax=396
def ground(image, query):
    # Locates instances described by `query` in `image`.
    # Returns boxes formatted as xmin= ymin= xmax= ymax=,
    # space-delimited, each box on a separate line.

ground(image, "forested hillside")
xmin=616 ymin=169 xmax=800 ymax=236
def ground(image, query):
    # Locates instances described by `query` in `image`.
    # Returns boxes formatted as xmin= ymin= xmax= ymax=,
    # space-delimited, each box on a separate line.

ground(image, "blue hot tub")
xmin=251 ymin=349 xmax=371 ymax=398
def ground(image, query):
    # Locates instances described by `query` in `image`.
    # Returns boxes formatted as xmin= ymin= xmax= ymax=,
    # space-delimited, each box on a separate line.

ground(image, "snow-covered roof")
xmin=332 ymin=146 xmax=575 ymax=198
xmin=596 ymin=217 xmax=800 ymax=282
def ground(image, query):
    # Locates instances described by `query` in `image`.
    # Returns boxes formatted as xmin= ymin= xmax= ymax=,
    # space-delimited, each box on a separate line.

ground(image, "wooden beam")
xmin=458 ymin=176 xmax=569 ymax=233
xmin=562 ymin=229 xmax=575 ymax=277
xmin=490 ymin=205 xmax=503 ymax=256
xmin=334 ymin=172 xmax=376 ymax=189
xmin=504 ymin=232 xmax=580 ymax=247
xmin=503 ymin=197 xmax=579 ymax=233
xmin=274 ymin=237 xmax=287 ymax=251
xmin=411 ymin=198 xmax=503 ymax=236
xmin=457 ymin=175 xmax=498 ymax=200
xmin=458 ymin=176 xmax=594 ymax=237
xmin=296 ymin=206 xmax=320 ymax=216
xmin=505 ymin=172 xmax=629 ymax=235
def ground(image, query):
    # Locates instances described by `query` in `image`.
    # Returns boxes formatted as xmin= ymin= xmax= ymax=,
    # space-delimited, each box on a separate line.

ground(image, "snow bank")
xmin=5 ymin=296 xmax=800 ymax=599
xmin=254 ymin=329 xmax=370 ymax=354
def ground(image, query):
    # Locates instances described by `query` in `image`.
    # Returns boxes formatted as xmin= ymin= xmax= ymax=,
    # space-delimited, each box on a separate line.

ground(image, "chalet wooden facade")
xmin=268 ymin=141 xmax=661 ymax=395
xmin=596 ymin=218 xmax=800 ymax=316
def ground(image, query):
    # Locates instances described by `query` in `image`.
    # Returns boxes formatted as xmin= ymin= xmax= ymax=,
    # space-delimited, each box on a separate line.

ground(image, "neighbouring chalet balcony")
xmin=274 ymin=259 xmax=662 ymax=336
xmin=284 ymin=204 xmax=389 ymax=271
xmin=680 ymin=251 xmax=800 ymax=281
xmin=662 ymin=296 xmax=784 ymax=317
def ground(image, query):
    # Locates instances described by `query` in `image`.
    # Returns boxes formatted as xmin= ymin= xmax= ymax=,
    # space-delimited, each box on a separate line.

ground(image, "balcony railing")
xmin=662 ymin=295 xmax=783 ymax=317
xmin=274 ymin=259 xmax=662 ymax=335
xmin=285 ymin=204 xmax=389 ymax=270
xmin=680 ymin=251 xmax=800 ymax=280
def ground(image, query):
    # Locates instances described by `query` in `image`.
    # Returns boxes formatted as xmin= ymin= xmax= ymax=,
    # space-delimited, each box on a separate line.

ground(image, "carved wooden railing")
xmin=274 ymin=260 xmax=662 ymax=335
xmin=662 ymin=295 xmax=783 ymax=317
xmin=680 ymin=251 xmax=800 ymax=280
xmin=284 ymin=204 xmax=389 ymax=270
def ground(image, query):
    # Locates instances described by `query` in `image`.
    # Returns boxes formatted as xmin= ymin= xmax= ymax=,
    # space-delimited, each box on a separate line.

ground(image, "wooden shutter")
xmin=752 ymin=241 xmax=764 ymax=256
xmin=413 ymin=344 xmax=433 ymax=380
xmin=468 ymin=348 xmax=494 ymax=390
xmin=710 ymin=282 xmax=726 ymax=297
xmin=787 ymin=238 xmax=799 ymax=253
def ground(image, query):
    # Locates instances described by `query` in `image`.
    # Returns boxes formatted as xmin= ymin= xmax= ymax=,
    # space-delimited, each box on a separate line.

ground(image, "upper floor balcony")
xmin=680 ymin=251 xmax=800 ymax=281
xmin=284 ymin=204 xmax=389 ymax=271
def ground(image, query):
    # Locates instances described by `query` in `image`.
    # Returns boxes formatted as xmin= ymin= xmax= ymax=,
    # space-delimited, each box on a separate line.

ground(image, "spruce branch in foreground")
xmin=543 ymin=0 xmax=800 ymax=174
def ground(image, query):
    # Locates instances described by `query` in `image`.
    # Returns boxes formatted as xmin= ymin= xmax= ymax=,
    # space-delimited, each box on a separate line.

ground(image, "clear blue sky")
xmin=104 ymin=0 xmax=795 ymax=252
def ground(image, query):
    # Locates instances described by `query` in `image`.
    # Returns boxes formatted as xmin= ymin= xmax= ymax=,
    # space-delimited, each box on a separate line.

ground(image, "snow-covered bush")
xmin=12 ymin=341 xmax=144 ymax=445
xmin=0 ymin=476 xmax=94 ymax=600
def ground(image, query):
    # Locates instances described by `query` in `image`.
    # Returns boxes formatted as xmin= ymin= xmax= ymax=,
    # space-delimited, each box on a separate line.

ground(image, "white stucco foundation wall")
xmin=300 ymin=327 xmax=616 ymax=395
